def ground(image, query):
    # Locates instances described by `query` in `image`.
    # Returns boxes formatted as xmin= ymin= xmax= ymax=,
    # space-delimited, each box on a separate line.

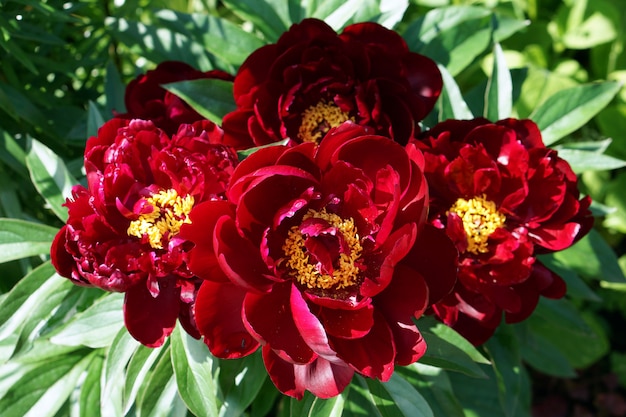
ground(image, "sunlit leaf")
xmin=437 ymin=64 xmax=474 ymax=121
xmin=530 ymin=81 xmax=622 ymax=146
xmin=0 ymin=218 xmax=59 ymax=263
xmin=484 ymin=42 xmax=512 ymax=121
xmin=25 ymin=138 xmax=78 ymax=222
xmin=163 ymin=78 xmax=236 ymax=125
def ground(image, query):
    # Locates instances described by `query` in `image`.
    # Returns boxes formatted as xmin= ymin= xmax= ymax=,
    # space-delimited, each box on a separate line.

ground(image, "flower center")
xmin=297 ymin=101 xmax=353 ymax=143
xmin=127 ymin=189 xmax=194 ymax=249
xmin=282 ymin=208 xmax=363 ymax=290
xmin=447 ymin=194 xmax=506 ymax=254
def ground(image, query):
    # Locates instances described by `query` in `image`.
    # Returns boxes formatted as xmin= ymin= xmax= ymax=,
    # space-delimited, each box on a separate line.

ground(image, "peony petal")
xmin=331 ymin=311 xmax=395 ymax=381
xmin=215 ymin=216 xmax=275 ymax=292
xmin=262 ymin=345 xmax=354 ymax=399
xmin=318 ymin=303 xmax=375 ymax=339
xmin=243 ymin=281 xmax=316 ymax=364
xmin=123 ymin=278 xmax=179 ymax=348
xmin=194 ymin=280 xmax=259 ymax=358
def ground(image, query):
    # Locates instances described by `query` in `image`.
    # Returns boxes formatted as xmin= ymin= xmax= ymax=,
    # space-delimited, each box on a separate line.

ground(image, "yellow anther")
xmin=448 ymin=194 xmax=506 ymax=254
xmin=282 ymin=208 xmax=362 ymax=290
xmin=298 ymin=101 xmax=354 ymax=143
xmin=127 ymin=189 xmax=194 ymax=249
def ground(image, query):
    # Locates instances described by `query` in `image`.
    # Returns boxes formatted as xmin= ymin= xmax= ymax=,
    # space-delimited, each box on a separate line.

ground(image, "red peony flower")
xmin=117 ymin=61 xmax=234 ymax=135
xmin=222 ymin=18 xmax=442 ymax=150
xmin=413 ymin=118 xmax=593 ymax=345
xmin=51 ymin=118 xmax=238 ymax=347
xmin=180 ymin=122 xmax=457 ymax=399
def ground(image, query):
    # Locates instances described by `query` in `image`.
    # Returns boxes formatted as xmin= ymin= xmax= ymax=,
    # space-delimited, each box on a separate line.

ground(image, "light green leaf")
xmin=484 ymin=42 xmax=512 ymax=121
xmin=78 ymin=354 xmax=104 ymax=417
xmin=124 ymin=343 xmax=165 ymax=415
xmin=237 ymin=139 xmax=290 ymax=161
xmin=0 ymin=262 xmax=70 ymax=345
xmin=437 ymin=64 xmax=474 ymax=121
xmin=530 ymin=81 xmax=622 ymax=146
xmin=171 ymin=326 xmax=219 ymax=417
xmin=0 ymin=352 xmax=94 ymax=417
xmin=137 ymin=346 xmax=181 ymax=417
xmin=25 ymin=138 xmax=78 ymax=222
xmin=0 ymin=218 xmax=59 ymax=263
xmin=49 ymin=293 xmax=124 ymax=348
xmin=163 ymin=78 xmax=236 ymax=126
xmin=305 ymin=391 xmax=347 ymax=417
xmin=221 ymin=0 xmax=289 ymax=42
xmin=553 ymin=148 xmax=626 ymax=173
xmin=101 ymin=328 xmax=141 ymax=417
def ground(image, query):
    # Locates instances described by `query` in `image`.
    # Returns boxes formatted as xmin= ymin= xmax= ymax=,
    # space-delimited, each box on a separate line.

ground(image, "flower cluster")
xmin=51 ymin=18 xmax=592 ymax=399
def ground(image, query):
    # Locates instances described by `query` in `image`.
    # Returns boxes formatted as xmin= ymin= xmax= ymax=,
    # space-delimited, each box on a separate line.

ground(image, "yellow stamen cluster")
xmin=448 ymin=194 xmax=506 ymax=254
xmin=298 ymin=101 xmax=354 ymax=143
xmin=127 ymin=189 xmax=194 ymax=250
xmin=282 ymin=208 xmax=363 ymax=290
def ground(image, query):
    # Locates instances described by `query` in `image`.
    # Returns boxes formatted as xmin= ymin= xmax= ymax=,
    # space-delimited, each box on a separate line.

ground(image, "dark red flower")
xmin=413 ymin=118 xmax=593 ymax=345
xmin=117 ymin=61 xmax=234 ymax=135
xmin=51 ymin=118 xmax=238 ymax=347
xmin=222 ymin=18 xmax=442 ymax=150
xmin=180 ymin=122 xmax=457 ymax=398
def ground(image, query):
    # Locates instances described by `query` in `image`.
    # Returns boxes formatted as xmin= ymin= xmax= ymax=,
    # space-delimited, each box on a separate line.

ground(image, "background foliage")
xmin=1 ymin=0 xmax=625 ymax=416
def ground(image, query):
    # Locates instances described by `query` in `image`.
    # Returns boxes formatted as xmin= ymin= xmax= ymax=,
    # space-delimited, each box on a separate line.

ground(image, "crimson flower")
xmin=180 ymin=122 xmax=457 ymax=399
xmin=413 ymin=118 xmax=593 ymax=345
xmin=222 ymin=18 xmax=442 ymax=150
xmin=117 ymin=61 xmax=234 ymax=135
xmin=51 ymin=118 xmax=238 ymax=347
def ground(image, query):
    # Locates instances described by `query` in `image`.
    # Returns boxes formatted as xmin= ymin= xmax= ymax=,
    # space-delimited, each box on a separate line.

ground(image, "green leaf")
xmin=484 ymin=326 xmax=530 ymax=417
xmin=538 ymin=254 xmax=601 ymax=302
xmin=295 ymin=391 xmax=347 ymax=417
xmin=218 ymin=351 xmax=267 ymax=417
xmin=419 ymin=329 xmax=487 ymax=378
xmin=0 ymin=218 xmax=59 ymax=263
xmin=25 ymin=138 xmax=78 ymax=222
xmin=0 ymin=352 xmax=94 ymax=417
xmin=437 ymin=63 xmax=474 ymax=121
xmin=48 ymin=292 xmax=124 ymax=348
xmin=237 ymin=139 xmax=290 ymax=161
xmin=381 ymin=373 xmax=434 ymax=417
xmin=0 ymin=128 xmax=28 ymax=180
xmin=163 ymin=78 xmax=236 ymax=125
xmin=79 ymin=353 xmax=104 ymax=417
xmin=155 ymin=10 xmax=266 ymax=71
xmin=0 ymin=262 xmax=70 ymax=347
xmin=171 ymin=326 xmax=219 ymax=417
xmin=136 ymin=346 xmax=183 ymax=417
xmin=530 ymin=81 xmax=622 ymax=146
xmin=124 ymin=343 xmax=166 ymax=415
xmin=87 ymin=101 xmax=105 ymax=139
xmin=484 ymin=42 xmax=512 ymax=121
xmin=553 ymin=148 xmax=626 ymax=173
xmin=221 ymin=0 xmax=289 ymax=42
xmin=553 ymin=228 xmax=626 ymax=284
xmin=418 ymin=316 xmax=491 ymax=365
xmin=101 ymin=328 xmax=141 ymax=417
xmin=448 ymin=365 xmax=510 ymax=417
xmin=398 ymin=364 xmax=466 ymax=417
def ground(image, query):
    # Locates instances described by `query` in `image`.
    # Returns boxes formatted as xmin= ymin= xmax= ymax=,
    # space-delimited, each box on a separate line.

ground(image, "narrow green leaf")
xmin=437 ymin=64 xmax=474 ymax=121
xmin=484 ymin=42 xmax=512 ymax=121
xmin=237 ymin=139 xmax=290 ymax=161
xmin=419 ymin=329 xmax=487 ymax=378
xmin=553 ymin=148 xmax=626 ymax=173
xmin=316 ymin=0 xmax=366 ymax=31
xmin=418 ymin=316 xmax=490 ymax=365
xmin=25 ymin=138 xmax=78 ymax=222
xmin=530 ymin=81 xmax=622 ymax=146
xmin=124 ymin=343 xmax=166 ymax=415
xmin=137 ymin=346 xmax=180 ymax=417
xmin=49 ymin=293 xmax=124 ymax=348
xmin=308 ymin=391 xmax=347 ymax=417
xmin=0 ymin=218 xmax=59 ymax=263
xmin=101 ymin=328 xmax=141 ymax=417
xmin=171 ymin=326 xmax=219 ymax=417
xmin=0 ymin=262 xmax=68 ymax=344
xmin=0 ymin=352 xmax=94 ymax=417
xmin=0 ymin=129 xmax=28 ymax=180
xmin=484 ymin=326 xmax=530 ymax=417
xmin=87 ymin=101 xmax=105 ymax=139
xmin=163 ymin=78 xmax=236 ymax=125
xmin=221 ymin=0 xmax=289 ymax=41
xmin=79 ymin=354 xmax=104 ymax=417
